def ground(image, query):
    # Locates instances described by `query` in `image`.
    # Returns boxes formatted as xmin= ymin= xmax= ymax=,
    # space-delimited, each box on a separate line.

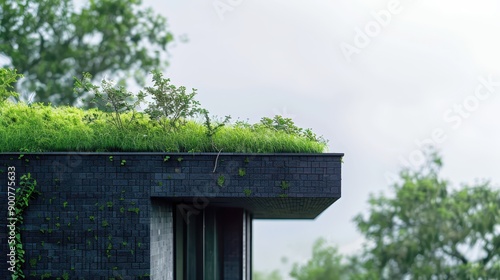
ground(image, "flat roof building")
xmin=0 ymin=152 xmax=343 ymax=279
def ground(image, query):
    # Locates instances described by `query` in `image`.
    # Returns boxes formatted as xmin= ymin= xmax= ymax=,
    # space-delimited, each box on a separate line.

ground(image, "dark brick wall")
xmin=0 ymin=152 xmax=343 ymax=279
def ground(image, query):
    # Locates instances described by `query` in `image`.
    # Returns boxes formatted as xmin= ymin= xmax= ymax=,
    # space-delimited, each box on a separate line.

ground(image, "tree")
xmin=285 ymin=152 xmax=499 ymax=280
xmin=353 ymin=153 xmax=500 ymax=279
xmin=0 ymin=67 xmax=21 ymax=102
xmin=0 ymin=0 xmax=174 ymax=106
xmin=290 ymin=238 xmax=353 ymax=280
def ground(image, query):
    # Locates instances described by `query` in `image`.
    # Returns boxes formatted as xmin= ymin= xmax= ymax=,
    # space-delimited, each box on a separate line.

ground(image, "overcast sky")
xmin=146 ymin=0 xmax=500 ymax=277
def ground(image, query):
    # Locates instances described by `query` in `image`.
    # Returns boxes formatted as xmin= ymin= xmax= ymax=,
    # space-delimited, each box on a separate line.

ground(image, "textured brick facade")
xmin=0 ymin=152 xmax=343 ymax=279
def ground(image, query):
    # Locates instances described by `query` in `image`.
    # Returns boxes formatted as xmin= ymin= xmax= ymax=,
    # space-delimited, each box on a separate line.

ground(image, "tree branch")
xmin=443 ymin=246 xmax=468 ymax=265
xmin=481 ymin=247 xmax=493 ymax=266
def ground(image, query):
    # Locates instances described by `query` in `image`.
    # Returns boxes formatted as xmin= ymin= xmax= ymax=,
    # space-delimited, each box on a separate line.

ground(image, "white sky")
xmin=148 ymin=0 xmax=500 ymax=277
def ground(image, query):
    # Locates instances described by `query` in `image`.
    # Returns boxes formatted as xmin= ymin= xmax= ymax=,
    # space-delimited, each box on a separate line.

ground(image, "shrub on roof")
xmin=0 ymin=68 xmax=327 ymax=153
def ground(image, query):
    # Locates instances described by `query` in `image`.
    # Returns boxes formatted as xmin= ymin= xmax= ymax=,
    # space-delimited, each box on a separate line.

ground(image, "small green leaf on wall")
xmin=238 ymin=168 xmax=246 ymax=177
xmin=128 ymin=207 xmax=140 ymax=214
xmin=217 ymin=175 xmax=225 ymax=187
xmin=281 ymin=181 xmax=290 ymax=190
xmin=243 ymin=189 xmax=252 ymax=196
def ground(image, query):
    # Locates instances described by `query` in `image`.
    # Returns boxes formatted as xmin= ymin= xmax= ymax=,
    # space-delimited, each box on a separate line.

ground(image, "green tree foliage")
xmin=258 ymin=115 xmax=326 ymax=144
xmin=282 ymin=153 xmax=499 ymax=280
xmin=142 ymin=71 xmax=201 ymax=131
xmin=290 ymin=238 xmax=352 ymax=280
xmin=0 ymin=67 xmax=21 ymax=102
xmin=260 ymin=115 xmax=303 ymax=135
xmin=353 ymin=153 xmax=500 ymax=279
xmin=74 ymin=72 xmax=145 ymax=131
xmin=0 ymin=0 xmax=173 ymax=106
xmin=253 ymin=270 xmax=283 ymax=280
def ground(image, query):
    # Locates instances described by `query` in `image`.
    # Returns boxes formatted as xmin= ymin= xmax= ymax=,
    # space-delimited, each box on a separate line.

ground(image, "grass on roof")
xmin=0 ymin=102 xmax=327 ymax=153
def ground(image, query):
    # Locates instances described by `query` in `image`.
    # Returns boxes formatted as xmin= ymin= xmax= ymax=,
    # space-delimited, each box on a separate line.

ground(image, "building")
xmin=0 ymin=152 xmax=343 ymax=279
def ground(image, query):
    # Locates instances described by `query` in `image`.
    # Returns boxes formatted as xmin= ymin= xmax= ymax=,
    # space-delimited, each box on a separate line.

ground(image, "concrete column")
xmin=150 ymin=199 xmax=173 ymax=280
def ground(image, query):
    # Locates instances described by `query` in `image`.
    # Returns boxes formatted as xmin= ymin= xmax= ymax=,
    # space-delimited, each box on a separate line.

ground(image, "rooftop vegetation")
xmin=0 ymin=68 xmax=327 ymax=153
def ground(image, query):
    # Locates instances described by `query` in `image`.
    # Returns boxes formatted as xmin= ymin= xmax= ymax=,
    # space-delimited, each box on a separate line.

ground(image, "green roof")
xmin=0 ymin=102 xmax=327 ymax=153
